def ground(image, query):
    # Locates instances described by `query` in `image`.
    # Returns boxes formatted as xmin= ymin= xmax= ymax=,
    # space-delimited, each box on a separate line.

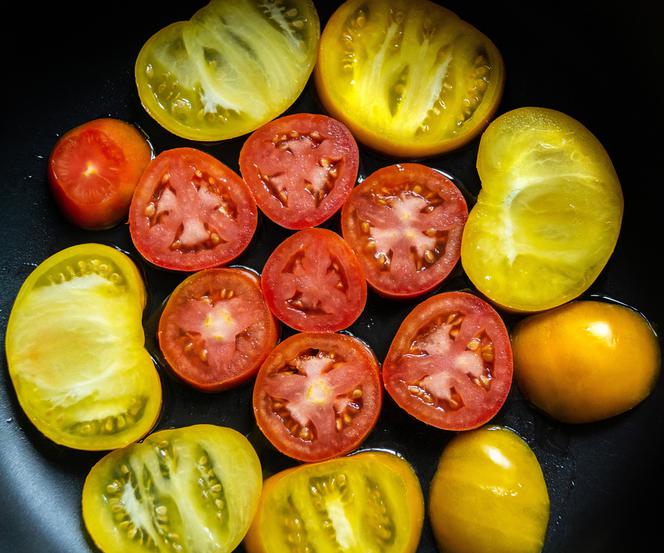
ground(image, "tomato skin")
xmin=261 ymin=228 xmax=367 ymax=332
xmin=315 ymin=0 xmax=504 ymax=157
xmin=244 ymin=451 xmax=424 ymax=553
xmin=429 ymin=426 xmax=550 ymax=553
xmin=48 ymin=118 xmax=152 ymax=229
xmin=129 ymin=147 xmax=257 ymax=272
xmin=5 ymin=244 xmax=161 ymax=450
xmin=512 ymin=301 xmax=661 ymax=423
xmin=383 ymin=291 xmax=512 ymax=430
xmin=158 ymin=267 xmax=278 ymax=391
xmin=239 ymin=113 xmax=359 ymax=229
xmin=341 ymin=163 xmax=468 ymax=299
xmin=82 ymin=424 xmax=262 ymax=553
xmin=253 ymin=332 xmax=382 ymax=462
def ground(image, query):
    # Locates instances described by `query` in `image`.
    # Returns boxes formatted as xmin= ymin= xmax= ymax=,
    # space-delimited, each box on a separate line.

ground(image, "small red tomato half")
xmin=261 ymin=228 xmax=367 ymax=332
xmin=239 ymin=113 xmax=359 ymax=229
xmin=158 ymin=267 xmax=278 ymax=391
xmin=342 ymin=163 xmax=468 ymax=299
xmin=253 ymin=332 xmax=382 ymax=462
xmin=383 ymin=291 xmax=512 ymax=430
xmin=48 ymin=118 xmax=152 ymax=229
xmin=129 ymin=148 xmax=257 ymax=271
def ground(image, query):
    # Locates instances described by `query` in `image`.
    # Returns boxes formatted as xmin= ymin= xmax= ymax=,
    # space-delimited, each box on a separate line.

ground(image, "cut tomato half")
xmin=383 ymin=291 xmax=512 ymax=430
xmin=129 ymin=148 xmax=257 ymax=272
xmin=341 ymin=163 xmax=467 ymax=299
xmin=158 ymin=268 xmax=278 ymax=391
xmin=253 ymin=332 xmax=382 ymax=462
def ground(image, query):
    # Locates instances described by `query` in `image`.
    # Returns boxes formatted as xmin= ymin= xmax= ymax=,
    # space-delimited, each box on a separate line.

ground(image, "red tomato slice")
xmin=158 ymin=268 xmax=278 ymax=391
xmin=341 ymin=163 xmax=468 ymax=299
xmin=383 ymin=291 xmax=512 ymax=430
xmin=239 ymin=113 xmax=359 ymax=229
xmin=48 ymin=118 xmax=152 ymax=229
xmin=129 ymin=148 xmax=257 ymax=271
xmin=253 ymin=332 xmax=382 ymax=462
xmin=261 ymin=228 xmax=367 ymax=332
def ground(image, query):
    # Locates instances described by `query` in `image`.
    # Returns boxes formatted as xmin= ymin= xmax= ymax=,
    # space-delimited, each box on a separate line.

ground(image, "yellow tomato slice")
xmin=244 ymin=451 xmax=424 ymax=553
xmin=5 ymin=244 xmax=161 ymax=450
xmin=461 ymin=107 xmax=624 ymax=312
xmin=315 ymin=0 xmax=504 ymax=157
xmin=429 ymin=426 xmax=550 ymax=553
xmin=135 ymin=0 xmax=320 ymax=141
xmin=83 ymin=425 xmax=262 ymax=553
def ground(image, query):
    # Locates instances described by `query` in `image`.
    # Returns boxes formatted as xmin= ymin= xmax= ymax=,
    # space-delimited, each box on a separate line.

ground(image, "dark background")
xmin=1 ymin=1 xmax=662 ymax=552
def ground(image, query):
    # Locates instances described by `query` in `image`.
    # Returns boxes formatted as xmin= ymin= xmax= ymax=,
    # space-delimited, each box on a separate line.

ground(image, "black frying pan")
xmin=1 ymin=1 xmax=662 ymax=551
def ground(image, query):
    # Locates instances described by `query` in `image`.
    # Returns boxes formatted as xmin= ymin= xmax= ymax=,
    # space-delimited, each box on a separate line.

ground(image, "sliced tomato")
xmin=129 ymin=148 xmax=257 ymax=272
xmin=158 ymin=267 xmax=278 ymax=391
xmin=383 ymin=291 xmax=512 ymax=430
xmin=253 ymin=332 xmax=382 ymax=462
xmin=341 ymin=163 xmax=467 ymax=299
xmin=239 ymin=113 xmax=359 ymax=229
xmin=261 ymin=228 xmax=366 ymax=332
xmin=48 ymin=118 xmax=152 ymax=229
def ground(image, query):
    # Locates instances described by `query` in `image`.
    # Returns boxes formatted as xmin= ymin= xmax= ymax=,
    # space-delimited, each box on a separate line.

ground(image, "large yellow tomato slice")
xmin=82 ymin=425 xmax=262 ymax=553
xmin=461 ymin=107 xmax=624 ymax=312
xmin=135 ymin=0 xmax=320 ymax=141
xmin=429 ymin=426 xmax=550 ymax=553
xmin=5 ymin=244 xmax=161 ymax=450
xmin=315 ymin=0 xmax=504 ymax=157
xmin=244 ymin=451 xmax=424 ymax=553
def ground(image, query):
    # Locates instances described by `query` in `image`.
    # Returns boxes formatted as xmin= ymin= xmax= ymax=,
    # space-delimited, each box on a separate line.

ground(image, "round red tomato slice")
xmin=129 ymin=148 xmax=257 ymax=271
xmin=341 ymin=163 xmax=468 ymax=299
xmin=239 ymin=113 xmax=359 ymax=229
xmin=158 ymin=267 xmax=278 ymax=391
xmin=48 ymin=118 xmax=152 ymax=229
xmin=253 ymin=332 xmax=382 ymax=462
xmin=383 ymin=291 xmax=512 ymax=430
xmin=261 ymin=228 xmax=367 ymax=332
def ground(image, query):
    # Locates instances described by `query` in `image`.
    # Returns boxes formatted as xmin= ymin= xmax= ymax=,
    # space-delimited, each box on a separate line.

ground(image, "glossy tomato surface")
xmin=129 ymin=148 xmax=257 ymax=271
xmin=135 ymin=0 xmax=320 ymax=141
xmin=383 ymin=292 xmax=512 ymax=430
xmin=48 ymin=118 xmax=152 ymax=230
xmin=512 ymin=301 xmax=661 ymax=423
xmin=253 ymin=332 xmax=382 ymax=462
xmin=261 ymin=228 xmax=367 ymax=332
xmin=341 ymin=163 xmax=468 ymax=299
xmin=83 ymin=424 xmax=262 ymax=553
xmin=244 ymin=451 xmax=424 ymax=553
xmin=239 ymin=113 xmax=359 ymax=229
xmin=158 ymin=268 xmax=278 ymax=391
xmin=316 ymin=0 xmax=504 ymax=157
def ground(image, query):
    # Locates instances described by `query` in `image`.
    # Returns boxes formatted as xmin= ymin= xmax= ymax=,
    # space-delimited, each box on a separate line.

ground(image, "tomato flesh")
xmin=261 ymin=228 xmax=366 ymax=332
xmin=48 ymin=118 xmax=152 ymax=229
xmin=244 ymin=451 xmax=424 ymax=553
xmin=383 ymin=291 xmax=512 ymax=430
xmin=129 ymin=148 xmax=257 ymax=272
xmin=315 ymin=0 xmax=504 ymax=157
xmin=158 ymin=268 xmax=278 ymax=391
xmin=239 ymin=113 xmax=359 ymax=229
xmin=83 ymin=424 xmax=262 ymax=553
xmin=253 ymin=332 xmax=381 ymax=462
xmin=342 ymin=163 xmax=467 ymax=299
xmin=5 ymin=244 xmax=161 ymax=450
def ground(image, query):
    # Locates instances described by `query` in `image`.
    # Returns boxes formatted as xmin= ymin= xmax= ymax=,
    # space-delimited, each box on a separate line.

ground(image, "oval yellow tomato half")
xmin=512 ymin=301 xmax=661 ymax=423
xmin=83 ymin=425 xmax=262 ymax=553
xmin=245 ymin=451 xmax=424 ymax=553
xmin=461 ymin=107 xmax=624 ymax=312
xmin=135 ymin=0 xmax=320 ymax=141
xmin=429 ymin=426 xmax=550 ymax=553
xmin=5 ymin=243 xmax=161 ymax=450
xmin=315 ymin=0 xmax=504 ymax=157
